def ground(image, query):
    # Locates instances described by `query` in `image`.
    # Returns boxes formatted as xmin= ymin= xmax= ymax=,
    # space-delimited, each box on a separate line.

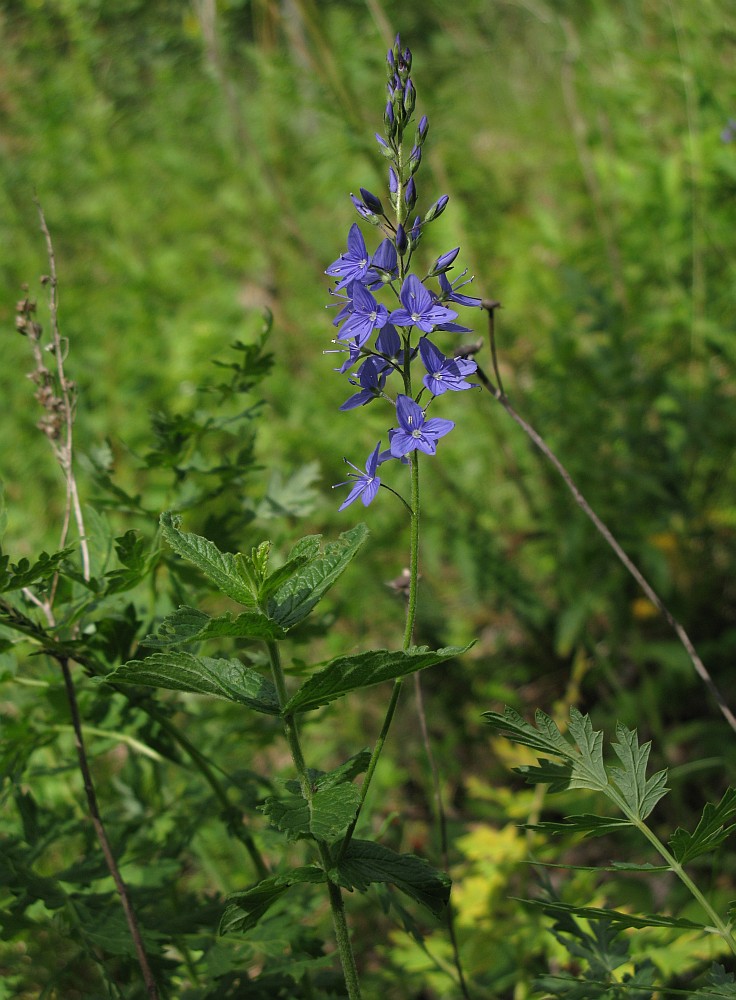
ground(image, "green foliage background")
xmin=2 ymin=0 xmax=736 ymax=996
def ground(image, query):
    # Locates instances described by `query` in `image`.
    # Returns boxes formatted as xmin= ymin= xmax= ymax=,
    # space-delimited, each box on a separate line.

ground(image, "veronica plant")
xmin=328 ymin=34 xmax=482 ymax=521
xmin=103 ymin=36 xmax=476 ymax=1000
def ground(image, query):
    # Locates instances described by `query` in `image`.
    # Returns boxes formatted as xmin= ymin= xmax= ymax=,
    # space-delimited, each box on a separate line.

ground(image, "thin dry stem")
xmin=13 ymin=204 xmax=160 ymax=998
xmin=478 ymin=301 xmax=736 ymax=734
xmin=34 ymin=199 xmax=90 ymax=584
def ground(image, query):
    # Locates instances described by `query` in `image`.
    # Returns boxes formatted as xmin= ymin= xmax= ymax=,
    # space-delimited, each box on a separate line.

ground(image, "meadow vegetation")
xmin=1 ymin=1 xmax=736 ymax=997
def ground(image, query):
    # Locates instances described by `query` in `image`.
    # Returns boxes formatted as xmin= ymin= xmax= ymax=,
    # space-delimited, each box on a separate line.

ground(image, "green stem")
xmin=265 ymin=640 xmax=362 ymax=999
xmin=602 ymin=781 xmax=736 ymax=957
xmin=338 ymin=451 xmax=421 ymax=860
xmin=633 ymin=816 xmax=736 ymax=956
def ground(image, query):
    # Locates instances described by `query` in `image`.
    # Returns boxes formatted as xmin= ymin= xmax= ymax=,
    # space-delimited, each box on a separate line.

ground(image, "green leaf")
xmin=262 ymin=783 xmax=361 ymax=841
xmin=267 ymin=524 xmax=369 ymax=628
xmin=610 ymin=723 xmax=669 ymax=821
xmin=255 ymin=463 xmax=320 ymax=520
xmin=314 ymin=751 xmax=371 ymax=791
xmin=142 ymin=605 xmax=286 ymax=647
xmin=670 ymin=787 xmax=736 ymax=864
xmin=520 ymin=897 xmax=706 ymax=932
xmin=109 ymin=651 xmax=280 ymax=714
xmin=0 ymin=546 xmax=75 ymax=593
xmin=525 ymin=814 xmax=633 ymax=837
xmin=256 ymin=542 xmax=320 ymax=603
xmin=159 ymin=511 xmax=257 ymax=607
xmin=337 ymin=839 xmax=451 ymax=918
xmin=693 ymin=964 xmax=736 ymax=998
xmin=105 ymin=530 xmax=160 ymax=594
xmin=484 ymin=707 xmax=669 ymax=821
xmin=220 ymin=866 xmax=325 ymax=935
xmin=285 ymin=644 xmax=472 ymax=714
xmin=567 ymin=709 xmax=608 ymax=791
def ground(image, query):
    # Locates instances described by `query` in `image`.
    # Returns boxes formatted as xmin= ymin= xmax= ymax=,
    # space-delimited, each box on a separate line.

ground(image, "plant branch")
xmin=477 ymin=301 xmax=736 ymax=734
xmin=59 ymin=653 xmax=160 ymax=998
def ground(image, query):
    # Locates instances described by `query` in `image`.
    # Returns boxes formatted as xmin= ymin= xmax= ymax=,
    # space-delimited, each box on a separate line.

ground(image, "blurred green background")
xmin=2 ymin=0 xmax=736 ymax=994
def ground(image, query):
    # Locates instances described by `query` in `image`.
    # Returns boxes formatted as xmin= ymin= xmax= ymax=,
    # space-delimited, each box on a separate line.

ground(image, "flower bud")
xmin=429 ymin=247 xmax=459 ymax=276
xmin=388 ymin=167 xmax=399 ymax=194
xmin=408 ymin=215 xmax=422 ymax=251
xmin=416 ymin=115 xmax=429 ymax=143
xmin=384 ymin=100 xmax=396 ymax=138
xmin=409 ymin=144 xmax=422 ymax=175
xmin=404 ymin=176 xmax=417 ymax=212
xmin=395 ymin=223 xmax=408 ymax=256
xmin=360 ymin=188 xmax=384 ymax=215
xmin=375 ymin=133 xmax=394 ymax=158
xmin=403 ymin=79 xmax=416 ymax=117
xmin=350 ymin=193 xmax=382 ymax=225
xmin=424 ymin=194 xmax=449 ymax=223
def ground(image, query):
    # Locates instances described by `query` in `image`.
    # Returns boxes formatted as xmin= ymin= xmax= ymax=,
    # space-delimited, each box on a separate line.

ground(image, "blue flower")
xmin=340 ymin=357 xmax=387 ymax=410
xmin=419 ymin=337 xmax=477 ymax=395
xmin=366 ymin=238 xmax=398 ymax=287
xmin=335 ymin=442 xmax=383 ymax=510
xmin=437 ymin=271 xmax=482 ymax=308
xmin=389 ymin=274 xmax=458 ymax=333
xmin=389 ymin=394 xmax=454 ymax=457
xmin=337 ymin=282 xmax=389 ymax=348
xmin=326 ymin=224 xmax=372 ymax=290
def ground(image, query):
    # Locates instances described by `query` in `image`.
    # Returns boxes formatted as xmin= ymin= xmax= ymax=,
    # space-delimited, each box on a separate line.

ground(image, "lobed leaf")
xmin=670 ymin=787 xmax=736 ymax=865
xmin=525 ymin=814 xmax=633 ymax=837
xmin=610 ymin=724 xmax=669 ymax=821
xmin=486 ymin=707 xmax=669 ymax=821
xmin=267 ymin=524 xmax=369 ymax=628
xmin=142 ymin=605 xmax=285 ymax=647
xmin=285 ymin=644 xmax=472 ymax=714
xmin=109 ymin=651 xmax=280 ymax=714
xmin=159 ymin=511 xmax=257 ymax=607
xmin=520 ymin=897 xmax=706 ymax=932
xmin=337 ymin=839 xmax=451 ymax=918
xmin=0 ymin=546 xmax=75 ymax=593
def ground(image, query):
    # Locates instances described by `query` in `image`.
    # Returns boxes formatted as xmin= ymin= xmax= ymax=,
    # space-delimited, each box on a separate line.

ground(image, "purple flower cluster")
xmin=328 ymin=36 xmax=481 ymax=510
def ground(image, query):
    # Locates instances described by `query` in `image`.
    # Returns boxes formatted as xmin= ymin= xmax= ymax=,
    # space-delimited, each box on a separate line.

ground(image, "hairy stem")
xmin=266 ymin=640 xmax=362 ymax=999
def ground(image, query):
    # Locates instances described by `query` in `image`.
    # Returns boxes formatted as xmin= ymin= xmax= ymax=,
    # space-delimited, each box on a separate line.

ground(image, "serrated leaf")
xmin=159 ymin=511 xmax=257 ymax=607
xmin=220 ymin=867 xmax=325 ymax=934
xmin=525 ymin=814 xmax=633 ymax=837
xmin=109 ymin=651 xmax=280 ymax=714
xmin=514 ymin=759 xmax=574 ymax=792
xmin=485 ymin=708 xmax=669 ymax=820
xmin=337 ymin=839 xmax=450 ymax=918
xmin=520 ymin=897 xmax=706 ymax=931
xmin=610 ymin=724 xmax=669 ymax=820
xmin=0 ymin=546 xmax=75 ymax=593
xmin=285 ymin=644 xmax=472 ymax=713
xmin=670 ymin=787 xmax=736 ymax=865
xmin=315 ymin=751 xmax=371 ymax=791
xmin=267 ymin=524 xmax=369 ymax=628
xmin=254 ymin=535 xmax=323 ymax=607
xmin=142 ymin=605 xmax=285 ymax=647
xmin=262 ymin=783 xmax=361 ymax=841
xmin=693 ymin=964 xmax=736 ymax=998
xmin=485 ymin=707 xmax=608 ymax=794
xmin=567 ymin=708 xmax=608 ymax=790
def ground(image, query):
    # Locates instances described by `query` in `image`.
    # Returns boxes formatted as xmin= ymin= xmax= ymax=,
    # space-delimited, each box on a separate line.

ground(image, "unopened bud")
xmin=360 ymin=188 xmax=384 ymax=215
xmin=404 ymin=176 xmax=417 ymax=212
xmin=430 ymin=247 xmax=460 ymax=276
xmin=395 ymin=223 xmax=408 ymax=256
xmin=424 ymin=194 xmax=449 ymax=223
